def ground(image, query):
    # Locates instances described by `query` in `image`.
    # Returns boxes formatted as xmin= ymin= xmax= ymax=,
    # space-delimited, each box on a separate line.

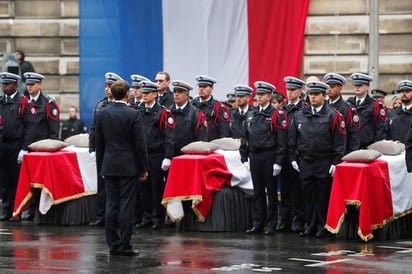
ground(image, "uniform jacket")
xmin=228 ymin=105 xmax=255 ymax=139
xmin=347 ymin=95 xmax=385 ymax=148
xmin=60 ymin=118 xmax=87 ymax=140
xmin=406 ymin=122 xmax=412 ymax=172
xmin=95 ymin=102 xmax=148 ymax=176
xmin=24 ymin=92 xmax=59 ymax=144
xmin=89 ymin=97 xmax=113 ymax=152
xmin=0 ymin=93 xmax=33 ymax=149
xmin=192 ymin=96 xmax=230 ymax=141
xmin=288 ymin=104 xmax=346 ymax=165
xmin=240 ymin=105 xmax=287 ymax=164
xmin=139 ymin=102 xmax=175 ymax=159
xmin=384 ymin=106 xmax=412 ymax=143
xmin=328 ymin=96 xmax=361 ymax=153
xmin=170 ymin=102 xmax=208 ymax=156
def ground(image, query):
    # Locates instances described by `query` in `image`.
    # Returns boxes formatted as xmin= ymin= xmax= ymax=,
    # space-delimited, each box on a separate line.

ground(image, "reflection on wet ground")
xmin=0 ymin=222 xmax=411 ymax=273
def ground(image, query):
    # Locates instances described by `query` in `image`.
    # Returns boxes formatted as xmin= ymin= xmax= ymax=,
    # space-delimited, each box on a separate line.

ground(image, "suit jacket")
xmin=157 ymin=88 xmax=174 ymax=108
xmin=384 ymin=106 xmax=412 ymax=144
xmin=95 ymin=102 xmax=148 ymax=176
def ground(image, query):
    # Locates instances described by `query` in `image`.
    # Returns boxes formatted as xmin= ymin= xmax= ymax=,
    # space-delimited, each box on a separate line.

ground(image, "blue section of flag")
xmin=79 ymin=0 xmax=163 ymax=127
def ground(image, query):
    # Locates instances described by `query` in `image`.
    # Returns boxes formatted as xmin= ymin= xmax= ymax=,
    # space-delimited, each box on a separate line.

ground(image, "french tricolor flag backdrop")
xmin=79 ymin=0 xmax=310 ymax=126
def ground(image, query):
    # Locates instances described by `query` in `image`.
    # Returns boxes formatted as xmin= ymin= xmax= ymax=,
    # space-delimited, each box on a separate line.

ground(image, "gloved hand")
xmin=243 ymin=160 xmax=250 ymax=171
xmin=17 ymin=150 xmax=28 ymax=164
xmin=161 ymin=158 xmax=171 ymax=171
xmin=291 ymin=161 xmax=300 ymax=172
xmin=89 ymin=151 xmax=96 ymax=162
xmin=329 ymin=165 xmax=336 ymax=177
xmin=272 ymin=164 xmax=282 ymax=176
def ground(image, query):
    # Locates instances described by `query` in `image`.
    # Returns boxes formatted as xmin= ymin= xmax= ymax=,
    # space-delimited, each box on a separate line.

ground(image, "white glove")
xmin=89 ymin=151 xmax=96 ymax=162
xmin=161 ymin=158 xmax=171 ymax=171
xmin=291 ymin=161 xmax=300 ymax=172
xmin=243 ymin=160 xmax=250 ymax=171
xmin=329 ymin=165 xmax=336 ymax=177
xmin=17 ymin=150 xmax=28 ymax=164
xmin=272 ymin=164 xmax=282 ymax=176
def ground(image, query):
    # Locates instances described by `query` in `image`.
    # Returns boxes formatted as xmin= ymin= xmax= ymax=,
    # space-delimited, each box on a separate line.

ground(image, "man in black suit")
xmin=155 ymin=72 xmax=174 ymax=108
xmin=95 ymin=80 xmax=149 ymax=256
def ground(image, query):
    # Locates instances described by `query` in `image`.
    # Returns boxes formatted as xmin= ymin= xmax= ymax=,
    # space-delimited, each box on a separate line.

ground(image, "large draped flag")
xmin=79 ymin=0 xmax=310 ymax=126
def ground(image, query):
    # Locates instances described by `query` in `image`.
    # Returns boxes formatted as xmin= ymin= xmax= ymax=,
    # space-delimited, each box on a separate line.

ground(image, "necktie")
xmin=313 ymin=108 xmax=317 ymax=115
xmin=356 ymin=100 xmax=361 ymax=106
xmin=6 ymin=96 xmax=11 ymax=103
xmin=240 ymin=110 xmax=244 ymax=116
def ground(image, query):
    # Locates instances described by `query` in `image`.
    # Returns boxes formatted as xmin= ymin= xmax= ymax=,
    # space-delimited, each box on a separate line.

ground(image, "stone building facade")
xmin=0 ymin=0 xmax=411 ymax=119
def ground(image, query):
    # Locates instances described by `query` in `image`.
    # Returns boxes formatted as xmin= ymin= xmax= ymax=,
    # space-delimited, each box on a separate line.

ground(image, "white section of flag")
xmin=162 ymin=0 xmax=249 ymax=101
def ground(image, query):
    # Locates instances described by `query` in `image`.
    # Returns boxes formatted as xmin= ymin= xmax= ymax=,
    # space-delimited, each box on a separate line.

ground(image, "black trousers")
xmin=249 ymin=149 xmax=278 ymax=229
xmin=105 ymin=176 xmax=137 ymax=252
xmin=279 ymin=161 xmax=305 ymax=226
xmin=95 ymin=175 xmax=106 ymax=221
xmin=0 ymin=141 xmax=21 ymax=217
xmin=299 ymin=157 xmax=333 ymax=232
xmin=139 ymin=152 xmax=165 ymax=225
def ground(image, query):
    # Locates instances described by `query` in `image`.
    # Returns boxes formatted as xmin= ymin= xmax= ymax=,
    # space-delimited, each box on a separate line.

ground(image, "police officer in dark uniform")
xmin=135 ymin=81 xmax=175 ymax=230
xmin=241 ymin=81 xmax=287 ymax=235
xmin=228 ymin=85 xmax=254 ymax=139
xmin=60 ymin=106 xmax=87 ymax=140
xmin=347 ymin=73 xmax=386 ymax=148
xmin=192 ymin=75 xmax=230 ymax=141
xmin=129 ymin=74 xmax=149 ymax=109
xmin=406 ymin=122 xmax=412 ymax=172
xmin=385 ymin=80 xmax=412 ymax=143
xmin=169 ymin=80 xmax=207 ymax=156
xmin=89 ymin=72 xmax=122 ymax=226
xmin=277 ymin=76 xmax=306 ymax=233
xmin=21 ymin=72 xmax=60 ymax=220
xmin=371 ymin=89 xmax=390 ymax=114
xmin=324 ymin=73 xmax=361 ymax=153
xmin=0 ymin=72 xmax=32 ymax=221
xmin=289 ymin=81 xmax=346 ymax=238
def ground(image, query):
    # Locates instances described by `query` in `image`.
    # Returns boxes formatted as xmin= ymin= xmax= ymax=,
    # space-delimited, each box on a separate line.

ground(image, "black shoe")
xmin=246 ymin=226 xmax=263 ymax=234
xmin=0 ymin=215 xmax=11 ymax=221
xmin=291 ymin=222 xmax=304 ymax=233
xmin=152 ymin=224 xmax=162 ymax=230
xmin=299 ymin=228 xmax=315 ymax=237
xmin=275 ymin=222 xmax=290 ymax=232
xmin=89 ymin=219 xmax=105 ymax=227
xmin=110 ymin=249 xmax=139 ymax=256
xmin=315 ymin=229 xmax=326 ymax=238
xmin=8 ymin=216 xmax=21 ymax=222
xmin=21 ymin=214 xmax=34 ymax=221
xmin=135 ymin=222 xmax=151 ymax=229
xmin=264 ymin=228 xmax=276 ymax=235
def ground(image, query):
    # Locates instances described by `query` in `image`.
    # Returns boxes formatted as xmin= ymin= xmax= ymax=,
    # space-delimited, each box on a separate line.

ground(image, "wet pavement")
xmin=0 ymin=221 xmax=411 ymax=273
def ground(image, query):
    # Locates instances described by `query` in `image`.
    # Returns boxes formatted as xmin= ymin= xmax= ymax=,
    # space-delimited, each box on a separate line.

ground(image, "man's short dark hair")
xmin=157 ymin=71 xmax=170 ymax=81
xmin=110 ymin=80 xmax=129 ymax=100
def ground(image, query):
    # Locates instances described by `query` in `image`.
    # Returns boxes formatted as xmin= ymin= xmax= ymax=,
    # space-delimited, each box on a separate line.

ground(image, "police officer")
xmin=240 ymin=81 xmax=287 ymax=235
xmin=129 ymin=74 xmax=149 ymax=109
xmin=406 ymin=122 xmax=412 ymax=172
xmin=347 ymin=73 xmax=386 ymax=148
xmin=277 ymin=76 xmax=306 ymax=233
xmin=60 ymin=106 xmax=87 ymax=140
xmin=324 ymin=73 xmax=361 ymax=153
xmin=192 ymin=75 xmax=230 ymax=141
xmin=384 ymin=80 xmax=412 ymax=143
xmin=18 ymin=72 xmax=60 ymax=220
xmin=169 ymin=80 xmax=207 ymax=156
xmin=289 ymin=81 xmax=346 ymax=237
xmin=0 ymin=72 xmax=32 ymax=221
xmin=228 ymin=85 xmax=254 ymax=139
xmin=89 ymin=72 xmax=122 ymax=226
xmin=135 ymin=81 xmax=175 ymax=230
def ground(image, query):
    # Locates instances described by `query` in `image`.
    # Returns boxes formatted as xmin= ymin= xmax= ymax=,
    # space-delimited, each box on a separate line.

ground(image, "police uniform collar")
xmin=7 ymin=91 xmax=18 ymax=101
xmin=403 ymin=104 xmax=412 ymax=112
xmin=145 ymin=101 xmax=156 ymax=109
xmin=329 ymin=96 xmax=342 ymax=105
xmin=30 ymin=93 xmax=40 ymax=102
xmin=288 ymin=100 xmax=300 ymax=106
xmin=312 ymin=105 xmax=323 ymax=113
xmin=238 ymin=105 xmax=249 ymax=114
xmin=175 ymin=101 xmax=188 ymax=110
xmin=355 ymin=95 xmax=367 ymax=105
xmin=259 ymin=103 xmax=270 ymax=112
xmin=200 ymin=96 xmax=212 ymax=103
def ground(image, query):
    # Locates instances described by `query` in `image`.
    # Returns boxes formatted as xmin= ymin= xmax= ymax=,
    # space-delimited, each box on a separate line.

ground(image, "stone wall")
xmin=0 ymin=0 xmax=411 ymax=119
